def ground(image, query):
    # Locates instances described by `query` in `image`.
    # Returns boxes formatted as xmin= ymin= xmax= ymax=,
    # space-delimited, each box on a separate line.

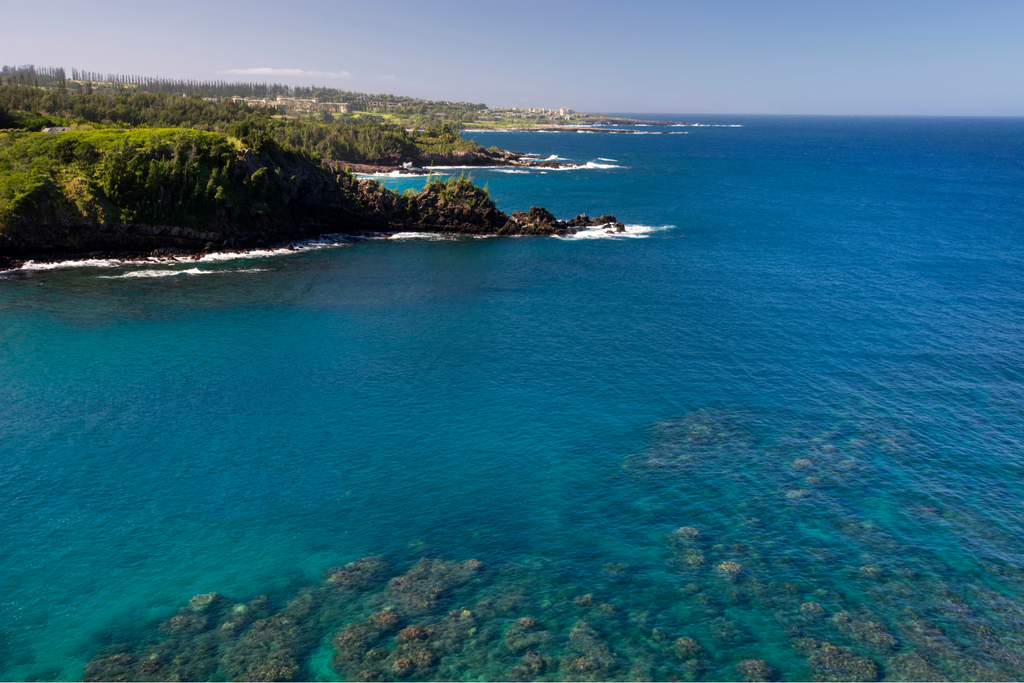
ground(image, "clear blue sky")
xmin=4 ymin=0 xmax=1022 ymax=115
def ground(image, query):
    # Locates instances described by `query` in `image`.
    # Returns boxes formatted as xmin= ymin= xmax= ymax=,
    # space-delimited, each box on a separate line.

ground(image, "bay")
xmin=1 ymin=116 xmax=1023 ymax=681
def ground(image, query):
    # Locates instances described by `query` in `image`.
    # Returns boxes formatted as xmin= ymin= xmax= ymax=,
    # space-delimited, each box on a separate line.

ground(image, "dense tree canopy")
xmin=0 ymin=86 xmax=480 ymax=163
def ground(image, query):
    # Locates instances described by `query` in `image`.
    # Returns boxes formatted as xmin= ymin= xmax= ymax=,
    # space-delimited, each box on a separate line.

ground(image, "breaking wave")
xmin=98 ymin=268 xmax=268 ymax=280
xmin=556 ymin=224 xmax=676 ymax=240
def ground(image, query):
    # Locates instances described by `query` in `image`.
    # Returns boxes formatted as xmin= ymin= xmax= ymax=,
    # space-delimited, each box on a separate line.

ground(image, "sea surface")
xmin=1 ymin=116 xmax=1023 ymax=681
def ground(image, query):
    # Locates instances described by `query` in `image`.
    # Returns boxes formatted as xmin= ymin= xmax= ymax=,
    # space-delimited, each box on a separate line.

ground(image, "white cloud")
xmin=221 ymin=67 xmax=352 ymax=79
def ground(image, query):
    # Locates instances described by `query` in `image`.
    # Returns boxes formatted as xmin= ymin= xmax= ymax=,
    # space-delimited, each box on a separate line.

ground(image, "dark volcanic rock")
xmin=350 ymin=177 xmax=621 ymax=238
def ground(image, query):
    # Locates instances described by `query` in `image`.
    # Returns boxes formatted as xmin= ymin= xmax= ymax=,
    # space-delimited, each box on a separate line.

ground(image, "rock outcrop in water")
xmin=332 ymin=146 xmax=570 ymax=175
xmin=347 ymin=175 xmax=624 ymax=238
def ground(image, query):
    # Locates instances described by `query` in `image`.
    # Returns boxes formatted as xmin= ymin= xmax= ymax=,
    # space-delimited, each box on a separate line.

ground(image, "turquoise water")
xmin=2 ymin=116 xmax=1023 ymax=681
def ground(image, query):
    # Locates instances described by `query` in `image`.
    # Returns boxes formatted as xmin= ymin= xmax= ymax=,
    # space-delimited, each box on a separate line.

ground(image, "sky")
xmin=3 ymin=0 xmax=1022 ymax=115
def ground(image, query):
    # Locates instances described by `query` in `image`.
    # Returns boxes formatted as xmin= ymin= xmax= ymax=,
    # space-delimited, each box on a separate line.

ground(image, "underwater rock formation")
xmin=324 ymin=555 xmax=388 ymax=588
xmin=831 ymin=612 xmax=898 ymax=652
xmin=383 ymin=557 xmax=484 ymax=616
xmin=505 ymin=617 xmax=552 ymax=654
xmin=626 ymin=409 xmax=754 ymax=475
xmin=737 ymin=657 xmax=776 ymax=681
xmin=509 ymin=649 xmax=556 ymax=681
xmin=561 ymin=621 xmax=619 ymax=681
xmin=716 ymin=561 xmax=745 ymax=582
xmin=794 ymin=636 xmax=880 ymax=682
xmin=887 ymin=652 xmax=950 ymax=682
xmin=668 ymin=526 xmax=703 ymax=546
xmin=75 ymin=411 xmax=1024 ymax=683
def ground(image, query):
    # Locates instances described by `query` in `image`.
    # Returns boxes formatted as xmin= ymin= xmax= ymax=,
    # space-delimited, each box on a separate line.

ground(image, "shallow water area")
xmin=2 ymin=116 xmax=1024 ymax=681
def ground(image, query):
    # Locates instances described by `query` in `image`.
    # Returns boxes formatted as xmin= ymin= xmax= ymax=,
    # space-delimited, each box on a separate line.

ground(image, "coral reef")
xmin=737 ymin=657 xmax=776 ymax=681
xmin=831 ymin=612 xmax=898 ymax=651
xmin=626 ymin=409 xmax=753 ymax=474
xmin=561 ymin=621 xmax=619 ymax=681
xmin=323 ymin=556 xmax=388 ymax=589
xmin=887 ymin=652 xmax=950 ymax=681
xmin=505 ymin=617 xmax=551 ymax=654
xmin=794 ymin=636 xmax=880 ymax=682
xmin=82 ymin=652 xmax=136 ymax=682
xmin=668 ymin=526 xmax=703 ymax=546
xmin=509 ymin=650 xmax=556 ymax=681
xmin=383 ymin=558 xmax=484 ymax=615
xmin=76 ymin=412 xmax=1024 ymax=683
xmin=716 ymin=561 xmax=745 ymax=582
xmin=801 ymin=601 xmax=826 ymax=616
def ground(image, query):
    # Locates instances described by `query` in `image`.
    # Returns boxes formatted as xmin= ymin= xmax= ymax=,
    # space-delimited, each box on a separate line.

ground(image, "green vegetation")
xmin=424 ymin=173 xmax=494 ymax=210
xmin=0 ymin=85 xmax=481 ymax=163
xmin=0 ymin=85 xmax=259 ymax=130
xmin=260 ymin=118 xmax=478 ymax=162
xmin=1 ymin=63 xmax=487 ymax=130
xmin=0 ymin=128 xmax=361 ymax=241
xmin=1 ymin=63 xmax=604 ymax=136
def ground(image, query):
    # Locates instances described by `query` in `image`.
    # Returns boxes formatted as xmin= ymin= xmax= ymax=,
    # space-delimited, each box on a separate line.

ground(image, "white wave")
xmin=374 ymin=232 xmax=494 ymax=241
xmin=424 ymin=165 xmax=507 ymax=170
xmin=597 ymin=158 xmax=618 ymax=162
xmin=2 ymin=237 xmax=354 ymax=276
xmin=576 ymin=130 xmax=594 ymax=133
xmin=356 ymin=170 xmax=442 ymax=179
xmin=15 ymin=258 xmax=126 ymax=271
xmin=543 ymin=154 xmax=565 ymax=161
xmin=190 ymin=237 xmax=352 ymax=263
xmin=496 ymin=169 xmax=531 ymax=174
xmin=99 ymin=267 xmax=267 ymax=280
xmin=556 ymin=224 xmax=676 ymax=241
xmin=385 ymin=232 xmax=455 ymax=241
xmin=100 ymin=267 xmax=208 ymax=279
xmin=547 ymin=161 xmax=623 ymax=171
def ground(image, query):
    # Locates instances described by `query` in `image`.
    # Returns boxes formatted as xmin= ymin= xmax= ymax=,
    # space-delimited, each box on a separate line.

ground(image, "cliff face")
xmin=0 ymin=129 xmax=621 ymax=266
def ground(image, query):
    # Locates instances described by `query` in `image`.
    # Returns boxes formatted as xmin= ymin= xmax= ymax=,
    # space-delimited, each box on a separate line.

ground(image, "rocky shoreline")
xmin=0 ymin=175 xmax=625 ymax=272
xmin=325 ymin=148 xmax=570 ymax=176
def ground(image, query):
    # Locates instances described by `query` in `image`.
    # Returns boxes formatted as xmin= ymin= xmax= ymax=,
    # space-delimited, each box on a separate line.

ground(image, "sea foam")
xmin=1 ymin=236 xmax=353 ymax=276
xmin=98 ymin=267 xmax=268 ymax=280
xmin=556 ymin=224 xmax=676 ymax=240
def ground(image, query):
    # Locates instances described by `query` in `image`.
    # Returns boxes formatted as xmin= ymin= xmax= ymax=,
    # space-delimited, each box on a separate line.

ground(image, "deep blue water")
xmin=1 ymin=116 xmax=1023 ymax=681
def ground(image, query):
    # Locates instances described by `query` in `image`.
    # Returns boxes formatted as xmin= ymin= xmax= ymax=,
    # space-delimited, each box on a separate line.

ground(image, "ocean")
xmin=1 ymin=115 xmax=1022 ymax=681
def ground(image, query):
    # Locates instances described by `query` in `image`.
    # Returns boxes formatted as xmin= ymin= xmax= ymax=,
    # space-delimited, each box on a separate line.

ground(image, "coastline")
xmin=325 ymin=148 xmax=571 ymax=176
xmin=0 ymin=130 xmax=624 ymax=272
xmin=0 ymin=217 xmax=633 ymax=275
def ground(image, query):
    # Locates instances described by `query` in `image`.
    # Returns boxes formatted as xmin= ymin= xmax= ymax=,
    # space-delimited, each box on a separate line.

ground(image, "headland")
xmin=0 ymin=128 xmax=623 ymax=272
